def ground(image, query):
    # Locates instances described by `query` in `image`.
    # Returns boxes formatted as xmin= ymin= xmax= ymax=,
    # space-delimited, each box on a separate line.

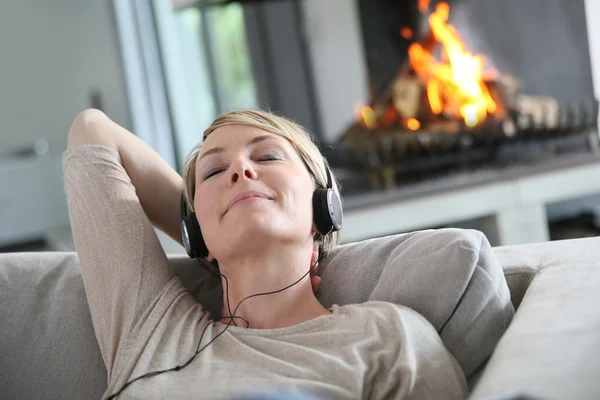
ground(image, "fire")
xmin=400 ymin=27 xmax=413 ymax=40
xmin=406 ymin=118 xmax=421 ymax=130
xmin=418 ymin=0 xmax=430 ymax=14
xmin=408 ymin=2 xmax=497 ymax=127
xmin=356 ymin=105 xmax=377 ymax=129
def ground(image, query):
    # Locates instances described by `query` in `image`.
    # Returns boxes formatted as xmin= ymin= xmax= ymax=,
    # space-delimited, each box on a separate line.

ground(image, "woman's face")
xmin=194 ymin=124 xmax=315 ymax=259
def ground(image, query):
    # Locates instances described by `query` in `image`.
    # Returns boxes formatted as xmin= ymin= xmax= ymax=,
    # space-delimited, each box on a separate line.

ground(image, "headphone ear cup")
xmin=313 ymin=188 xmax=333 ymax=234
xmin=313 ymin=188 xmax=344 ymax=235
xmin=182 ymin=212 xmax=209 ymax=259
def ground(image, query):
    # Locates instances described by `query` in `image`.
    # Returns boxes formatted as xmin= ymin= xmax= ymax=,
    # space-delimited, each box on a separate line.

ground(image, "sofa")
xmin=1 ymin=229 xmax=599 ymax=400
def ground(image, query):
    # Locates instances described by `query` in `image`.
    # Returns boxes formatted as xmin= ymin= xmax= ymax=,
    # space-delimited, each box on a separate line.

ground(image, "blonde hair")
xmin=182 ymin=109 xmax=342 ymax=257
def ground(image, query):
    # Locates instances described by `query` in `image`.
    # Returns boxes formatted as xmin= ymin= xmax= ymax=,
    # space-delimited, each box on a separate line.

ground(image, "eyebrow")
xmin=196 ymin=135 xmax=275 ymax=164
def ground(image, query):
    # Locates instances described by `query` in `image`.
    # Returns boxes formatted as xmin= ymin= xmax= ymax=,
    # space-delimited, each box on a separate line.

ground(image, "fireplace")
xmin=335 ymin=0 xmax=599 ymax=192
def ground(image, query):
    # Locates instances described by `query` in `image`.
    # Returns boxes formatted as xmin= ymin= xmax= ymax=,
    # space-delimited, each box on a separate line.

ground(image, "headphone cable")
xmin=105 ymin=257 xmax=320 ymax=399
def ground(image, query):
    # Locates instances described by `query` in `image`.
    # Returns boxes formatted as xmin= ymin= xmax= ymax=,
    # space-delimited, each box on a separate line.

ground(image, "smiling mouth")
xmin=229 ymin=196 xmax=267 ymax=210
xmin=225 ymin=193 xmax=273 ymax=215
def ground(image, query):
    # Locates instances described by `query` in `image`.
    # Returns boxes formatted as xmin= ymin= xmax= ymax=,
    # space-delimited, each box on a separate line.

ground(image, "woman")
xmin=64 ymin=108 xmax=467 ymax=399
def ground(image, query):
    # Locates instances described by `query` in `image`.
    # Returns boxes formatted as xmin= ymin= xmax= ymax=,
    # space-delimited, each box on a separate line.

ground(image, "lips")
xmin=225 ymin=191 xmax=273 ymax=214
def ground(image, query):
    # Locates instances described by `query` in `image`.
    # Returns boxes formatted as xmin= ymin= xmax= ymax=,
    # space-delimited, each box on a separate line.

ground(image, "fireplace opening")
xmin=335 ymin=0 xmax=599 ymax=192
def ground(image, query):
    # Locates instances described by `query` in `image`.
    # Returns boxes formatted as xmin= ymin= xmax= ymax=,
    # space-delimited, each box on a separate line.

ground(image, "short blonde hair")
xmin=182 ymin=109 xmax=342 ymax=258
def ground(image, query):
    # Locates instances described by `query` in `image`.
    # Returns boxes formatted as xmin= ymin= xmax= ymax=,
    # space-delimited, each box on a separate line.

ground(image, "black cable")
xmin=105 ymin=255 xmax=320 ymax=399
xmin=221 ymin=271 xmax=244 ymax=327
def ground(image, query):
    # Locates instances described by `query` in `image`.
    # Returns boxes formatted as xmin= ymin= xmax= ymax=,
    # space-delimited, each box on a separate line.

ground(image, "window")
xmin=117 ymin=0 xmax=319 ymax=172
xmin=153 ymin=0 xmax=258 ymax=171
xmin=203 ymin=5 xmax=258 ymax=112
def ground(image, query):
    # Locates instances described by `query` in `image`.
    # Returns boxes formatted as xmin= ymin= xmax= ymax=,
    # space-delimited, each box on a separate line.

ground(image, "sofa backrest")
xmin=0 ymin=228 xmax=519 ymax=399
xmin=492 ymin=237 xmax=598 ymax=309
xmin=0 ymin=252 xmax=107 ymax=400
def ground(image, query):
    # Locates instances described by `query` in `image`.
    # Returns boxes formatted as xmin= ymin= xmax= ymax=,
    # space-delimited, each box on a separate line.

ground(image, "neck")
xmin=216 ymin=242 xmax=330 ymax=330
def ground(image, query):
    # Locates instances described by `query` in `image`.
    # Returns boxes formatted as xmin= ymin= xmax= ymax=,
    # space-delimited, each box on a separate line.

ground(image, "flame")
xmin=401 ymin=27 xmax=413 ymax=40
xmin=418 ymin=0 xmax=430 ymax=14
xmin=408 ymin=2 xmax=497 ymax=127
xmin=427 ymin=80 xmax=442 ymax=114
xmin=406 ymin=118 xmax=421 ymax=130
xmin=356 ymin=105 xmax=377 ymax=129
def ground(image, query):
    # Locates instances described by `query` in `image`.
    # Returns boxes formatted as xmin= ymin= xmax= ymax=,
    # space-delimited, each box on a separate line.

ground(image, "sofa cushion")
xmin=0 ymin=252 xmax=106 ymax=400
xmin=171 ymin=228 xmax=514 ymax=379
xmin=319 ymin=228 xmax=514 ymax=379
xmin=0 ymin=228 xmax=513 ymax=399
xmin=470 ymin=237 xmax=600 ymax=400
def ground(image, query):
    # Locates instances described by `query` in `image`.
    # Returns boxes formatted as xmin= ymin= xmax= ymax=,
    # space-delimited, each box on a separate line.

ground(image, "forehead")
xmin=201 ymin=124 xmax=288 ymax=149
xmin=195 ymin=124 xmax=296 ymax=168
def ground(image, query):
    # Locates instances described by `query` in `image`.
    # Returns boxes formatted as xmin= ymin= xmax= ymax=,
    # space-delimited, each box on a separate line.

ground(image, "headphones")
xmin=180 ymin=165 xmax=343 ymax=259
xmin=107 ymin=165 xmax=342 ymax=399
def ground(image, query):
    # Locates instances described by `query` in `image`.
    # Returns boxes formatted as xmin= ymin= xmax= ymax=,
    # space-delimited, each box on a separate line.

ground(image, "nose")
xmin=229 ymin=158 xmax=258 ymax=185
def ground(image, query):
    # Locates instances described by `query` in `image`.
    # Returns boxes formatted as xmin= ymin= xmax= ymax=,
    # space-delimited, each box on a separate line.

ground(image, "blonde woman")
xmin=64 ymin=108 xmax=467 ymax=399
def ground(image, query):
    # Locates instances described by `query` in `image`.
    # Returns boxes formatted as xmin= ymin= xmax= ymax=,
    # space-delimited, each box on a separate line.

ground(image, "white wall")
xmin=0 ymin=0 xmax=130 ymax=152
xmin=0 ymin=0 xmax=130 ymax=245
xmin=301 ymin=0 xmax=369 ymax=142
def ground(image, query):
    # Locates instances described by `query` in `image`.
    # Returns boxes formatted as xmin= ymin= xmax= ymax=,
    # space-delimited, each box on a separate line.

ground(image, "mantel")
xmin=340 ymin=150 xmax=600 ymax=246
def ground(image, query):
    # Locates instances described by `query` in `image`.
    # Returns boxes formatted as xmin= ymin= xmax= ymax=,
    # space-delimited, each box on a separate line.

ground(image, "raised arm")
xmin=67 ymin=109 xmax=183 ymax=246
xmin=64 ymin=109 xmax=207 ymax=379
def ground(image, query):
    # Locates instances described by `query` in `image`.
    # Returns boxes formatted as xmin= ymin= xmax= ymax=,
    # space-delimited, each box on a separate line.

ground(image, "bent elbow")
xmin=67 ymin=109 xmax=115 ymax=150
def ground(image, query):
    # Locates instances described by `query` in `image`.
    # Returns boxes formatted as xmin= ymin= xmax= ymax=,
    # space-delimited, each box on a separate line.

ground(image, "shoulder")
xmin=334 ymin=302 xmax=468 ymax=398
xmin=335 ymin=301 xmax=442 ymax=341
xmin=337 ymin=301 xmax=429 ymax=324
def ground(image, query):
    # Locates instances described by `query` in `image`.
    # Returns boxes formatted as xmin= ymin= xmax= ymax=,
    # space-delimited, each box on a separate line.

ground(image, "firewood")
xmin=393 ymin=76 xmax=422 ymax=118
xmin=495 ymin=73 xmax=522 ymax=108
xmin=426 ymin=119 xmax=462 ymax=135
xmin=500 ymin=74 xmax=522 ymax=98
xmin=484 ymin=80 xmax=507 ymax=120
xmin=513 ymin=95 xmax=560 ymax=129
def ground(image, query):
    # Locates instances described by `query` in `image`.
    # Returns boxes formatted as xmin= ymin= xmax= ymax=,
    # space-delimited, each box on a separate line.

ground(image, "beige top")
xmin=63 ymin=145 xmax=467 ymax=400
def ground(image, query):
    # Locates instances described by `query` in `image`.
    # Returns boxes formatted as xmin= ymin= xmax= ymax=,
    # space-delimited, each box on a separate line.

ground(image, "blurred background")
xmin=2 ymin=0 xmax=600 ymax=253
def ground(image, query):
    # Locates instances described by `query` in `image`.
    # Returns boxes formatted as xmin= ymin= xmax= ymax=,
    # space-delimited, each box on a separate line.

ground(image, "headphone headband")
xmin=180 ymin=192 xmax=188 ymax=218
xmin=325 ymin=164 xmax=333 ymax=190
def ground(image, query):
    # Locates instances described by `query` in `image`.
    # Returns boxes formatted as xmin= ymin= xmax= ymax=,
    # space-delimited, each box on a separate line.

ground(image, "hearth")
xmin=334 ymin=0 xmax=599 ymax=192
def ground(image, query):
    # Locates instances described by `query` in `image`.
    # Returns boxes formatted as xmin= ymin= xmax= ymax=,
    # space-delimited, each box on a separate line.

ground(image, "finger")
xmin=310 ymin=258 xmax=319 ymax=276
xmin=311 ymin=275 xmax=321 ymax=293
xmin=311 ymin=244 xmax=319 ymax=263
xmin=310 ymin=251 xmax=318 ymax=269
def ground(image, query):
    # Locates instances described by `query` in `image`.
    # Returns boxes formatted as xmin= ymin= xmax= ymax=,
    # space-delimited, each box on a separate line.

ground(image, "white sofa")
xmin=1 ymin=231 xmax=599 ymax=400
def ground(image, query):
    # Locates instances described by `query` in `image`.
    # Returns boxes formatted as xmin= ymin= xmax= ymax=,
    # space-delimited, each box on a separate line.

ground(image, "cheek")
xmin=283 ymin=174 xmax=315 ymax=221
xmin=194 ymin=186 xmax=218 ymax=227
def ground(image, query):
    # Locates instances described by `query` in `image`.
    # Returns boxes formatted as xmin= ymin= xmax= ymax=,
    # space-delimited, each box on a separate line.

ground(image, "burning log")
xmin=338 ymin=0 xmax=590 ymax=193
xmin=497 ymin=74 xmax=522 ymax=105
xmin=426 ymin=119 xmax=462 ymax=135
xmin=392 ymin=76 xmax=421 ymax=119
xmin=513 ymin=95 xmax=560 ymax=129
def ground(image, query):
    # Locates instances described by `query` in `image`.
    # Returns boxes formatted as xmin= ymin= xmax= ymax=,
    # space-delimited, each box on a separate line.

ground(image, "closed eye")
xmin=203 ymin=168 xmax=225 ymax=180
xmin=203 ymin=154 xmax=282 ymax=180
xmin=258 ymin=153 xmax=283 ymax=162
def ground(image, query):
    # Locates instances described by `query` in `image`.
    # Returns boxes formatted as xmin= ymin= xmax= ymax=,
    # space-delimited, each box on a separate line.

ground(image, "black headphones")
xmin=180 ymin=165 xmax=343 ymax=259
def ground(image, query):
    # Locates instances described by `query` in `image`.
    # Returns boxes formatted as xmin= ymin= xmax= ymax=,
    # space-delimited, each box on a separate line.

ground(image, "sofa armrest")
xmin=494 ymin=237 xmax=599 ymax=309
xmin=472 ymin=237 xmax=600 ymax=400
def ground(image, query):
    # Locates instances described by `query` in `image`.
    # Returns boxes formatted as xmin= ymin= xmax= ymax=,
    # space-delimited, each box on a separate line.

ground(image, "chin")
xmin=235 ymin=216 xmax=278 ymax=239
xmin=224 ymin=215 xmax=301 ymax=249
